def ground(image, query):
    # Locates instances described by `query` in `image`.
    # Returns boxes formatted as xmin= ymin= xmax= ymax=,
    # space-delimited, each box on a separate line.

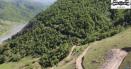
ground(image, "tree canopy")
xmin=0 ymin=0 xmax=130 ymax=67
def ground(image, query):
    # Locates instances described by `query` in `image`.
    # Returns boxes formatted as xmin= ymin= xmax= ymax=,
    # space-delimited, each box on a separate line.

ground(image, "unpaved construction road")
xmin=100 ymin=49 xmax=128 ymax=69
xmin=75 ymin=47 xmax=128 ymax=69
xmin=0 ymin=23 xmax=27 ymax=44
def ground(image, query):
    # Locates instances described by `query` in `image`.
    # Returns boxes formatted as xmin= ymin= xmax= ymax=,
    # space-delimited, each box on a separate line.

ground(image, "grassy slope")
xmin=0 ymin=20 xmax=16 ymax=35
xmin=0 ymin=0 xmax=49 ymax=35
xmin=83 ymin=27 xmax=131 ymax=69
xmin=0 ymin=57 xmax=38 ymax=69
xmin=0 ymin=0 xmax=49 ymax=22
xmin=0 ymin=20 xmax=26 ymax=36
xmin=54 ymin=27 xmax=131 ymax=69
xmin=0 ymin=28 xmax=131 ymax=69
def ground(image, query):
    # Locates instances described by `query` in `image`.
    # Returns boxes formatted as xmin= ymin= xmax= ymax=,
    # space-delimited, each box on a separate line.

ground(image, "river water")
xmin=0 ymin=23 xmax=27 ymax=44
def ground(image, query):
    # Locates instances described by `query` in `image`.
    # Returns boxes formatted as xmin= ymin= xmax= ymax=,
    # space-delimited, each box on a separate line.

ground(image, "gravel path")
xmin=0 ymin=23 xmax=27 ymax=44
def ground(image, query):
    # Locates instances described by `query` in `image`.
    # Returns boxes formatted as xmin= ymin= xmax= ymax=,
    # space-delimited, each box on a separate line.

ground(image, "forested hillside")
xmin=0 ymin=0 xmax=130 ymax=68
xmin=0 ymin=0 xmax=54 ymax=22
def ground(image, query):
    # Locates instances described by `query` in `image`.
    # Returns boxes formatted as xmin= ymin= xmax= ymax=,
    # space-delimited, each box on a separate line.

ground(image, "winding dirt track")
xmin=50 ymin=46 xmax=76 ymax=69
xmin=57 ymin=45 xmax=76 ymax=66
xmin=76 ymin=46 xmax=90 ymax=69
xmin=0 ymin=23 xmax=27 ymax=44
xmin=67 ymin=46 xmax=76 ymax=59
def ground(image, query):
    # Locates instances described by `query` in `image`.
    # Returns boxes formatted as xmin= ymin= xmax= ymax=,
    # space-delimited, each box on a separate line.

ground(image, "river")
xmin=0 ymin=23 xmax=27 ymax=44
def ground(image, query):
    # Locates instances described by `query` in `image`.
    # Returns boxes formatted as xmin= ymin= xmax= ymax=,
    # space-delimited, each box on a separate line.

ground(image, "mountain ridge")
xmin=0 ymin=0 xmax=55 ymax=22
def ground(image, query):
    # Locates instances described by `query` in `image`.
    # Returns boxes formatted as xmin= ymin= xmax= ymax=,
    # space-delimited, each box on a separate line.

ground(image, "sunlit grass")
xmin=0 ymin=20 xmax=14 ymax=36
xmin=0 ymin=57 xmax=37 ymax=69
xmin=0 ymin=19 xmax=25 ymax=36
xmin=83 ymin=28 xmax=131 ymax=69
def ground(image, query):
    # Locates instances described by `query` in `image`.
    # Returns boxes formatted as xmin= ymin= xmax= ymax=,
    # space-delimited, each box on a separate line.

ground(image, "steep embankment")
xmin=0 ymin=0 xmax=130 ymax=68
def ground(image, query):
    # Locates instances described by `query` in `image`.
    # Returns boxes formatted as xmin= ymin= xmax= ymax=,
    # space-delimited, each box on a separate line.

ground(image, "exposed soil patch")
xmin=100 ymin=49 xmax=128 ymax=69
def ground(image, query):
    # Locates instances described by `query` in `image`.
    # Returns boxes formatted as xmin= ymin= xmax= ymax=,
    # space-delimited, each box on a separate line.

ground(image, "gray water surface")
xmin=0 ymin=23 xmax=27 ymax=44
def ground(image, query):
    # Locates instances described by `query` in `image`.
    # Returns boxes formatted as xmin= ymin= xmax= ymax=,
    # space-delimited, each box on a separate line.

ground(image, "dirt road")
xmin=76 ymin=46 xmax=90 ymax=69
xmin=100 ymin=49 xmax=128 ymax=69
xmin=0 ymin=23 xmax=27 ymax=44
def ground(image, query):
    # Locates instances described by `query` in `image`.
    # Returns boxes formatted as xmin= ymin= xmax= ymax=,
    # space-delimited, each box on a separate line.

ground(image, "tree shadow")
xmin=121 ymin=47 xmax=131 ymax=52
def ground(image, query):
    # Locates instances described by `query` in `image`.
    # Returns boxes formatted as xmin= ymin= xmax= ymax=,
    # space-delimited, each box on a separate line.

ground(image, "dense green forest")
xmin=0 ymin=0 xmax=130 ymax=67
xmin=0 ymin=0 xmax=51 ymax=22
